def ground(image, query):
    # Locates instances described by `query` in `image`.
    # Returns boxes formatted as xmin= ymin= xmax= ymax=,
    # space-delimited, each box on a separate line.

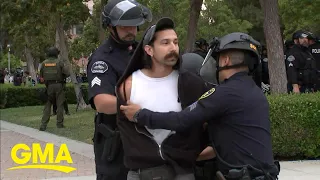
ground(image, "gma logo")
xmin=7 ymin=143 xmax=76 ymax=173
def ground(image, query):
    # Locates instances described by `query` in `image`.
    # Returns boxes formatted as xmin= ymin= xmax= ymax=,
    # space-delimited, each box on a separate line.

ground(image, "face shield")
xmin=105 ymin=0 xmax=152 ymax=27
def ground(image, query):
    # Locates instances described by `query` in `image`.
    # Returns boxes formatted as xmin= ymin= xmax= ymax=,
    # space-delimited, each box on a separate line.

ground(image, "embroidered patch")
xmin=262 ymin=58 xmax=268 ymax=62
xmin=198 ymin=88 xmax=216 ymax=100
xmin=91 ymin=77 xmax=101 ymax=87
xmin=286 ymin=55 xmax=295 ymax=62
xmin=44 ymin=63 xmax=56 ymax=67
xmin=91 ymin=61 xmax=108 ymax=74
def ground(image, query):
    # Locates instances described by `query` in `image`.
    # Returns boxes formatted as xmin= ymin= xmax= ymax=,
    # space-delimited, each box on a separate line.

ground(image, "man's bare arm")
xmin=94 ymin=94 xmax=117 ymax=114
xmin=196 ymin=146 xmax=216 ymax=161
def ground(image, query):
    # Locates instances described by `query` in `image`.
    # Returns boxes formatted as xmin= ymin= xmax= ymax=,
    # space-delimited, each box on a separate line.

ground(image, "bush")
xmin=0 ymin=83 xmax=88 ymax=108
xmin=267 ymin=92 xmax=320 ymax=159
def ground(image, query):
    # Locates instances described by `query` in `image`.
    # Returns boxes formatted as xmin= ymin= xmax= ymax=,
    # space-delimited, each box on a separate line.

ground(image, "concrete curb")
xmin=0 ymin=120 xmax=94 ymax=159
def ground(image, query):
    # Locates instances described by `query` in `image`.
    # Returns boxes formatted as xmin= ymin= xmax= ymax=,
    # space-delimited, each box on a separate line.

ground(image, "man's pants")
xmin=127 ymin=170 xmax=195 ymax=180
xmin=41 ymin=83 xmax=65 ymax=127
xmin=53 ymin=100 xmax=69 ymax=114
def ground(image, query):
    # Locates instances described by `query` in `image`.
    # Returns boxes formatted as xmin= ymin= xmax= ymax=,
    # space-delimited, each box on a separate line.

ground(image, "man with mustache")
xmin=116 ymin=17 xmax=211 ymax=180
xmin=285 ymin=30 xmax=317 ymax=93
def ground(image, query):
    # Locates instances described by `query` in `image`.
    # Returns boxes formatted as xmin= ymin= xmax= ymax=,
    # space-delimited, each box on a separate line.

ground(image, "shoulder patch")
xmin=286 ymin=55 xmax=295 ymax=62
xmin=199 ymin=88 xmax=216 ymax=100
xmin=91 ymin=61 xmax=108 ymax=74
xmin=44 ymin=63 xmax=56 ymax=67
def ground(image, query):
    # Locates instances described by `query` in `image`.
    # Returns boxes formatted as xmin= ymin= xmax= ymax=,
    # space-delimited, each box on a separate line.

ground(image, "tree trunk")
xmin=184 ymin=0 xmax=203 ymax=53
xmin=99 ymin=0 xmax=106 ymax=43
xmin=24 ymin=35 xmax=37 ymax=85
xmin=55 ymin=18 xmax=87 ymax=109
xmin=259 ymin=0 xmax=287 ymax=94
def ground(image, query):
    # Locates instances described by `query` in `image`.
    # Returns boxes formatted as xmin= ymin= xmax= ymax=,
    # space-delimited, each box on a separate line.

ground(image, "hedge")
xmin=0 ymin=84 xmax=319 ymax=159
xmin=0 ymin=83 xmax=89 ymax=108
xmin=267 ymin=93 xmax=320 ymax=159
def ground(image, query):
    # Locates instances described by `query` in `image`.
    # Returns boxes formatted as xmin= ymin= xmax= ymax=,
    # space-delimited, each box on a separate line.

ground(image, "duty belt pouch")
xmin=139 ymin=165 xmax=175 ymax=180
xmin=98 ymin=124 xmax=121 ymax=162
xmin=227 ymin=167 xmax=251 ymax=180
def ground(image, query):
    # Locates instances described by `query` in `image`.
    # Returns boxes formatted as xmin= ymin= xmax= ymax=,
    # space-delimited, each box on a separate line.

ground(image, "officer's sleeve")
xmin=87 ymin=57 xmax=118 ymax=109
xmin=285 ymin=54 xmax=299 ymax=84
xmin=137 ymin=87 xmax=225 ymax=132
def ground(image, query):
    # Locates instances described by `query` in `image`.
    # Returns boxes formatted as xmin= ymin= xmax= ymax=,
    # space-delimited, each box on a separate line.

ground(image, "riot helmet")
xmin=102 ymin=0 xmax=152 ymax=44
xmin=203 ymin=32 xmax=261 ymax=83
xmin=181 ymin=53 xmax=204 ymax=75
xmin=46 ymin=47 xmax=60 ymax=58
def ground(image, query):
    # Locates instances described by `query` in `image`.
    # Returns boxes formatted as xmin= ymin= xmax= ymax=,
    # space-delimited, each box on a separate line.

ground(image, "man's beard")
xmin=122 ymin=33 xmax=136 ymax=41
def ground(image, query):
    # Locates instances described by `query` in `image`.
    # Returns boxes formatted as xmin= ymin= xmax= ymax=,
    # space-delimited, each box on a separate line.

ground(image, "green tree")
xmin=0 ymin=53 xmax=22 ymax=70
xmin=279 ymin=0 xmax=320 ymax=39
xmin=198 ymin=0 xmax=253 ymax=40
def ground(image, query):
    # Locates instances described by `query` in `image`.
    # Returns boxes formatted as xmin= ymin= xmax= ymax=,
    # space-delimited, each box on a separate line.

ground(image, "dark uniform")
xmin=130 ymin=33 xmax=279 ymax=180
xmin=40 ymin=47 xmax=69 ymax=131
xmin=52 ymin=78 xmax=70 ymax=115
xmin=309 ymin=39 xmax=320 ymax=91
xmin=285 ymin=44 xmax=317 ymax=93
xmin=87 ymin=0 xmax=152 ymax=179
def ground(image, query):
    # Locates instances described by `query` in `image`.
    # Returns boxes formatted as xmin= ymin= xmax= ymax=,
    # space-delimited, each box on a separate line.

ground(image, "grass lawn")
xmin=0 ymin=105 xmax=95 ymax=144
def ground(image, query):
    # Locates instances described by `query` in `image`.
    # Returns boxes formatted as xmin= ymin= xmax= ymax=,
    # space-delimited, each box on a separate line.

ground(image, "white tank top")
xmin=130 ymin=70 xmax=182 ymax=145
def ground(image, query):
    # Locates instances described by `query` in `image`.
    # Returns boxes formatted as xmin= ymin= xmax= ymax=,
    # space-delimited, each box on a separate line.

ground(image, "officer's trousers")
xmin=41 ymin=83 xmax=65 ymax=127
xmin=93 ymin=120 xmax=128 ymax=180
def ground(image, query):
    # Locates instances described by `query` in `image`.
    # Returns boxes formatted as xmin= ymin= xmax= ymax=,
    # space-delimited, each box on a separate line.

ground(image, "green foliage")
xmin=198 ymin=0 xmax=253 ymax=40
xmin=279 ymin=0 xmax=320 ymax=40
xmin=0 ymin=84 xmax=88 ymax=109
xmin=268 ymin=93 xmax=320 ymax=158
xmin=0 ymin=53 xmax=23 ymax=70
xmin=69 ymin=18 xmax=100 ymax=59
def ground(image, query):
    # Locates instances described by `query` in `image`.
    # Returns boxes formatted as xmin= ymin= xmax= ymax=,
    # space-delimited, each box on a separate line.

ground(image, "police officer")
xmin=193 ymin=38 xmax=209 ymax=58
xmin=86 ymin=0 xmax=152 ymax=179
xmin=120 ymin=32 xmax=279 ymax=180
xmin=308 ymin=32 xmax=320 ymax=91
xmin=260 ymin=46 xmax=270 ymax=93
xmin=39 ymin=47 xmax=69 ymax=131
xmin=285 ymin=30 xmax=317 ymax=93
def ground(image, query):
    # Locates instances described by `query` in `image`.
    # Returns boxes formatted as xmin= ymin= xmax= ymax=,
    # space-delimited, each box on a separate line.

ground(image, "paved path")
xmin=1 ymin=120 xmax=319 ymax=180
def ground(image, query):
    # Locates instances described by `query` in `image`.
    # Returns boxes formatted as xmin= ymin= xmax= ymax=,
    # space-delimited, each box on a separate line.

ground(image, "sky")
xmin=84 ymin=0 xmax=94 ymax=14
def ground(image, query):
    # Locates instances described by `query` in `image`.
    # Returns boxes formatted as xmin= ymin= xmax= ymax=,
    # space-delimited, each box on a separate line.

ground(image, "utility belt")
xmin=220 ymin=162 xmax=280 ymax=180
xmin=298 ymin=69 xmax=317 ymax=85
xmin=45 ymin=80 xmax=63 ymax=85
xmin=130 ymin=164 xmax=176 ymax=180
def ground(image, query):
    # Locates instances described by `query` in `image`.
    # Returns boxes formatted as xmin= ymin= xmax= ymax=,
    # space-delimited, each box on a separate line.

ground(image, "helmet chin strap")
xmin=111 ymin=26 xmax=135 ymax=45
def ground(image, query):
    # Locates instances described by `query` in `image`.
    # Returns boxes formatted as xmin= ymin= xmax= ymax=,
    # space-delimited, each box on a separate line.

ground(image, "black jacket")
xmin=116 ymin=39 xmax=211 ymax=173
xmin=285 ymin=44 xmax=317 ymax=85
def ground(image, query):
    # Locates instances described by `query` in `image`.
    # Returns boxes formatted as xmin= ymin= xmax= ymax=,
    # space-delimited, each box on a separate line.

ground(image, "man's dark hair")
xmin=142 ymin=26 xmax=179 ymax=70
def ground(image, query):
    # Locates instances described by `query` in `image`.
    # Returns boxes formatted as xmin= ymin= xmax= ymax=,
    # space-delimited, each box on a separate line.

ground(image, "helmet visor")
xmin=106 ymin=0 xmax=152 ymax=26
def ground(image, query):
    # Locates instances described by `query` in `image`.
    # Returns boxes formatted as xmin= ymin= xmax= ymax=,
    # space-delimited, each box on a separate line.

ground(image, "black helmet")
xmin=195 ymin=38 xmax=208 ymax=47
xmin=102 ymin=0 xmax=152 ymax=28
xmin=292 ymin=30 xmax=309 ymax=40
xmin=46 ymin=47 xmax=60 ymax=57
xmin=181 ymin=53 xmax=204 ymax=75
xmin=205 ymin=32 xmax=261 ymax=80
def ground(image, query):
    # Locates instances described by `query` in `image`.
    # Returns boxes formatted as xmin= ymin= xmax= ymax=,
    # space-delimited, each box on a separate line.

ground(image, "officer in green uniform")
xmin=39 ymin=47 xmax=70 ymax=131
